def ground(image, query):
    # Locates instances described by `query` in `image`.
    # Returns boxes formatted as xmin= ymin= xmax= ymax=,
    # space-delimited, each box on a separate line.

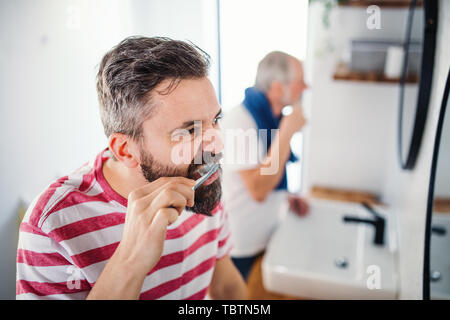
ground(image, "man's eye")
xmin=213 ymin=114 xmax=223 ymax=124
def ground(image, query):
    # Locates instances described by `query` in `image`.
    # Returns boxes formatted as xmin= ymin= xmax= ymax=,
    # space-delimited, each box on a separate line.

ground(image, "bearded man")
xmin=16 ymin=36 xmax=247 ymax=300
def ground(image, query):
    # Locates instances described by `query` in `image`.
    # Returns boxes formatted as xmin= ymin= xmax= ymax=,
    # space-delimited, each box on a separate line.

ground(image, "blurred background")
xmin=1 ymin=0 xmax=449 ymax=300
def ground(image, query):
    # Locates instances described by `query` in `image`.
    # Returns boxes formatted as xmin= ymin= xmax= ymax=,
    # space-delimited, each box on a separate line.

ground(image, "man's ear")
xmin=108 ymin=133 xmax=140 ymax=168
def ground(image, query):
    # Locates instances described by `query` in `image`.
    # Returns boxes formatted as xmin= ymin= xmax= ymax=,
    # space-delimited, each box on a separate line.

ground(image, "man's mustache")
xmin=192 ymin=150 xmax=223 ymax=166
xmin=188 ymin=151 xmax=223 ymax=179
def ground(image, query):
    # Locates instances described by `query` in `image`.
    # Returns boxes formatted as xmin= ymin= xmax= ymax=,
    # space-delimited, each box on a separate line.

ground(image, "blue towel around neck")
xmin=242 ymin=87 xmax=298 ymax=191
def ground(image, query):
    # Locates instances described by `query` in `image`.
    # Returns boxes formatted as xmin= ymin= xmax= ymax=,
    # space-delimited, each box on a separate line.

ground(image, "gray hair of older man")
xmin=254 ymin=51 xmax=297 ymax=93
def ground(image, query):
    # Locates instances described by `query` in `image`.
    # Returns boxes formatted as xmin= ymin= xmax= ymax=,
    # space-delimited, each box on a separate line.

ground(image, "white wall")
xmin=0 ymin=0 xmax=218 ymax=299
xmin=303 ymin=1 xmax=450 ymax=299
xmin=219 ymin=0 xmax=308 ymax=110
xmin=219 ymin=0 xmax=309 ymax=193
xmin=434 ymin=94 xmax=450 ymax=198
xmin=303 ymin=4 xmax=413 ymax=197
xmin=387 ymin=1 xmax=450 ymax=299
xmin=130 ymin=0 xmax=220 ymax=93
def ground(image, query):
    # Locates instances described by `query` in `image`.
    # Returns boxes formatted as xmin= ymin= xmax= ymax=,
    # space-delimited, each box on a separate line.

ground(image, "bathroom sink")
xmin=430 ymin=213 xmax=450 ymax=300
xmin=262 ymin=198 xmax=399 ymax=299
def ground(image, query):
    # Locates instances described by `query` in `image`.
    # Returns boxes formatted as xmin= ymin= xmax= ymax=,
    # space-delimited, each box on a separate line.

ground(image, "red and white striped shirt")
xmin=16 ymin=149 xmax=232 ymax=300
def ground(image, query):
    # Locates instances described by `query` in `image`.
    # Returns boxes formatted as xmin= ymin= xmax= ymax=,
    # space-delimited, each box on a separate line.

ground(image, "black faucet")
xmin=431 ymin=225 xmax=446 ymax=236
xmin=342 ymin=202 xmax=385 ymax=246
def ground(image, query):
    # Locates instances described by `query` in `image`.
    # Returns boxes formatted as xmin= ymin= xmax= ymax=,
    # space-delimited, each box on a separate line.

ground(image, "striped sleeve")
xmin=216 ymin=207 xmax=233 ymax=259
xmin=16 ymin=222 xmax=90 ymax=300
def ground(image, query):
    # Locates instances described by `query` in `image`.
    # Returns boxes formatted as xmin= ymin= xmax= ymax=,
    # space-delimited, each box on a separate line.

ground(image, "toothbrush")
xmin=193 ymin=163 xmax=219 ymax=191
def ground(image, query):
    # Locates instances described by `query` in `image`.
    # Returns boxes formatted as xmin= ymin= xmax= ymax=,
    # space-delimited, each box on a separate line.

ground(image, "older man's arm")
xmin=239 ymin=104 xmax=306 ymax=203
xmin=208 ymin=255 xmax=248 ymax=300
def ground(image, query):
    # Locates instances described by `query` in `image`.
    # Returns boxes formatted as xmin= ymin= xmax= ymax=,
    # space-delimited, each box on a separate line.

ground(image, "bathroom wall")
xmin=304 ymin=1 xmax=450 ymax=299
xmin=434 ymin=111 xmax=450 ymax=197
xmin=303 ymin=4 xmax=412 ymax=198
xmin=0 ymin=0 xmax=218 ymax=300
xmin=385 ymin=0 xmax=450 ymax=299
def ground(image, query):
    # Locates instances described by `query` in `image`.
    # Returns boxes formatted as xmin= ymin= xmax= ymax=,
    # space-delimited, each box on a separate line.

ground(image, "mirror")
xmin=423 ymin=68 xmax=450 ymax=300
xmin=398 ymin=0 xmax=437 ymax=169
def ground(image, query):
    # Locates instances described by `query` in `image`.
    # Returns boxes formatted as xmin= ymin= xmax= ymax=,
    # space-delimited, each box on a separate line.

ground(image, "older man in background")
xmin=221 ymin=51 xmax=309 ymax=280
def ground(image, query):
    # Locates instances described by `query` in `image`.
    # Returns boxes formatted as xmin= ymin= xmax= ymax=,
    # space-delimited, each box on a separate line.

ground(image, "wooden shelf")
xmin=333 ymin=62 xmax=418 ymax=84
xmin=434 ymin=198 xmax=450 ymax=214
xmin=309 ymin=185 xmax=382 ymax=206
xmin=337 ymin=0 xmax=422 ymax=8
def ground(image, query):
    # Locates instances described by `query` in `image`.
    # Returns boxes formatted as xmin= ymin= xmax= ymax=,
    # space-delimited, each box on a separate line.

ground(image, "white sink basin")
xmin=430 ymin=213 xmax=450 ymax=300
xmin=262 ymin=198 xmax=399 ymax=299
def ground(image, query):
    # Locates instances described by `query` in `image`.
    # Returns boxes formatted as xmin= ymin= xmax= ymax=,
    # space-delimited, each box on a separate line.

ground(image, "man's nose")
xmin=303 ymin=80 xmax=309 ymax=90
xmin=202 ymin=128 xmax=224 ymax=155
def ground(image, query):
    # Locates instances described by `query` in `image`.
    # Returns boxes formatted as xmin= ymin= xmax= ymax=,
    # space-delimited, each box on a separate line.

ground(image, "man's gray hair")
xmin=254 ymin=51 xmax=295 ymax=93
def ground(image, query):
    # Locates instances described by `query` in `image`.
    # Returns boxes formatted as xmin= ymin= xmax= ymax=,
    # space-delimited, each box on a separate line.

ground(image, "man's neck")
xmin=102 ymin=158 xmax=145 ymax=200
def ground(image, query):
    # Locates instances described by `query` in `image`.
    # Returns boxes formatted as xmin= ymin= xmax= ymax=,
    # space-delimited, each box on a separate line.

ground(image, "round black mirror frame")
xmin=423 ymin=68 xmax=450 ymax=300
xmin=398 ymin=0 xmax=438 ymax=170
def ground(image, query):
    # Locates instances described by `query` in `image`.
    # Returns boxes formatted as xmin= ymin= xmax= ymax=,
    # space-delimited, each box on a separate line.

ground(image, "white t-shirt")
xmin=221 ymin=104 xmax=287 ymax=258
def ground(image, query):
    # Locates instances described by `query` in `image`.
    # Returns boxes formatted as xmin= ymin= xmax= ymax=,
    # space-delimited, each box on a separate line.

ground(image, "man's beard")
xmin=139 ymin=148 xmax=222 ymax=216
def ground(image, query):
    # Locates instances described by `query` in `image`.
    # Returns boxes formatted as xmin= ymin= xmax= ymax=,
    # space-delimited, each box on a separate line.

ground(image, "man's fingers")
xmin=300 ymin=199 xmax=309 ymax=214
xmin=129 ymin=176 xmax=195 ymax=201
xmin=137 ymin=180 xmax=195 ymax=211
xmin=154 ymin=207 xmax=179 ymax=227
xmin=288 ymin=196 xmax=310 ymax=216
xmin=146 ymin=207 xmax=179 ymax=246
xmin=149 ymin=189 xmax=188 ymax=217
xmin=156 ymin=182 xmax=195 ymax=207
xmin=291 ymin=200 xmax=301 ymax=213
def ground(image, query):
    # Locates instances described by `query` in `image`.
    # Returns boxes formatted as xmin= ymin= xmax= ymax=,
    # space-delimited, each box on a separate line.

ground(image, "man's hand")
xmin=280 ymin=103 xmax=307 ymax=137
xmin=287 ymin=194 xmax=309 ymax=217
xmin=239 ymin=104 xmax=307 ymax=203
xmin=115 ymin=177 xmax=195 ymax=274
xmin=87 ymin=177 xmax=195 ymax=299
